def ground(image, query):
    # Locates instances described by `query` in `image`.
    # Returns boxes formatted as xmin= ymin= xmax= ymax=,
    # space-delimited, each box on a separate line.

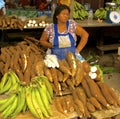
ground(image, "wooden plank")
xmin=96 ymin=44 xmax=120 ymax=51
xmin=91 ymin=107 xmax=120 ymax=119
xmin=0 ymin=102 xmax=78 ymax=119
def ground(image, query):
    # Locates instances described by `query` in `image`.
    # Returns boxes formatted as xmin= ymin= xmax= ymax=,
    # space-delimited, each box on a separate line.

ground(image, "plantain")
xmin=6 ymin=71 xmax=20 ymax=94
xmin=9 ymin=69 xmax=20 ymax=83
xmin=7 ymin=81 xmax=20 ymax=94
xmin=38 ymin=76 xmax=53 ymax=99
xmin=31 ymin=86 xmax=44 ymax=119
xmin=94 ymin=8 xmax=107 ymax=20
xmin=34 ymin=86 xmax=50 ymax=118
xmin=11 ymin=86 xmax=26 ymax=119
xmin=22 ymin=99 xmax=28 ymax=114
xmin=74 ymin=0 xmax=84 ymax=10
xmin=0 ymin=93 xmax=16 ymax=112
xmin=37 ymin=80 xmax=53 ymax=116
xmin=25 ymin=86 xmax=40 ymax=118
xmin=46 ymin=88 xmax=53 ymax=104
xmin=2 ymin=95 xmax=18 ymax=119
xmin=0 ymin=71 xmax=10 ymax=89
xmin=0 ymin=96 xmax=10 ymax=105
xmin=0 ymin=75 xmax=12 ymax=94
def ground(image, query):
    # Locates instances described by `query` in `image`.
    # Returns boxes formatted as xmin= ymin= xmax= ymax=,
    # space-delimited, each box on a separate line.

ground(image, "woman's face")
xmin=57 ymin=9 xmax=70 ymax=23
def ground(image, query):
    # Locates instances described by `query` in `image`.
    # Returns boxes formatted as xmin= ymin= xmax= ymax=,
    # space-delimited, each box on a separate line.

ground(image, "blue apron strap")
xmin=66 ymin=21 xmax=69 ymax=30
xmin=53 ymin=24 xmax=59 ymax=47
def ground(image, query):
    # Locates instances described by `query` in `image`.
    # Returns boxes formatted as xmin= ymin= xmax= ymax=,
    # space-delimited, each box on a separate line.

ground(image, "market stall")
xmin=0 ymin=0 xmax=120 ymax=119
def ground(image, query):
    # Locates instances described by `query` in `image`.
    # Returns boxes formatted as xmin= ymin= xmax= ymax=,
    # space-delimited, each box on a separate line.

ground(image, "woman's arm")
xmin=75 ymin=24 xmax=89 ymax=52
xmin=39 ymin=31 xmax=53 ymax=48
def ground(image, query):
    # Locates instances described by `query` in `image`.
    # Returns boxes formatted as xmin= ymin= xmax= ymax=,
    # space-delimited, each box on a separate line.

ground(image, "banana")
xmin=0 ymin=94 xmax=13 ymax=105
xmin=0 ymin=75 xmax=12 ymax=94
xmin=9 ymin=69 xmax=20 ymax=83
xmin=80 ymin=9 xmax=88 ymax=18
xmin=0 ymin=71 xmax=10 ymax=89
xmin=94 ymin=9 xmax=101 ymax=15
xmin=94 ymin=8 xmax=107 ymax=20
xmin=22 ymin=99 xmax=28 ymax=114
xmin=74 ymin=1 xmax=84 ymax=10
xmin=3 ymin=70 xmax=20 ymax=94
xmin=73 ymin=11 xmax=79 ymax=19
xmin=0 ymin=97 xmax=9 ymax=105
xmin=25 ymin=86 xmax=40 ymax=118
xmin=46 ymin=88 xmax=53 ymax=104
xmin=34 ymin=86 xmax=50 ymax=118
xmin=38 ymin=76 xmax=53 ymax=99
xmin=7 ymin=81 xmax=19 ymax=94
xmin=11 ymin=86 xmax=26 ymax=119
xmin=2 ymin=95 xmax=18 ymax=119
xmin=0 ymin=93 xmax=16 ymax=112
xmin=37 ymin=80 xmax=53 ymax=116
xmin=31 ymin=87 xmax=44 ymax=119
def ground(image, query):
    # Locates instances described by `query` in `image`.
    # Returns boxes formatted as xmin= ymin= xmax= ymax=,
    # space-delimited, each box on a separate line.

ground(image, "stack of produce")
xmin=43 ymin=52 xmax=120 ymax=118
xmin=0 ymin=15 xmax=50 ymax=29
xmin=0 ymin=15 xmax=25 ymax=30
xmin=112 ymin=0 xmax=120 ymax=4
xmin=94 ymin=0 xmax=120 ymax=20
xmin=0 ymin=36 xmax=54 ymax=119
xmin=0 ymin=36 xmax=120 ymax=119
xmin=73 ymin=0 xmax=88 ymax=20
xmin=0 ymin=70 xmax=53 ymax=119
xmin=94 ymin=8 xmax=107 ymax=20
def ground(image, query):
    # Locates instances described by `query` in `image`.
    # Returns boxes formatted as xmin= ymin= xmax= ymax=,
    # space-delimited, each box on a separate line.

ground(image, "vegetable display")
xmin=0 ymin=36 xmax=120 ymax=119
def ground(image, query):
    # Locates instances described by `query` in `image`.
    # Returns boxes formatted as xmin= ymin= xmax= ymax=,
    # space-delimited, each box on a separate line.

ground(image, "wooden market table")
xmin=1 ymin=19 xmax=120 ymax=55
xmin=77 ymin=20 xmax=120 ymax=55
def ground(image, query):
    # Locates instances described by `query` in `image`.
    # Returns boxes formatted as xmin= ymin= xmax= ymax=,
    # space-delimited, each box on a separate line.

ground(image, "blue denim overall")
xmin=51 ymin=21 xmax=76 ymax=60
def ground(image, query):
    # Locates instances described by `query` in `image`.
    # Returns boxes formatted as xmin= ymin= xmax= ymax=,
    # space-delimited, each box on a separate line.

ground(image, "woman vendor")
xmin=39 ymin=4 xmax=89 ymax=60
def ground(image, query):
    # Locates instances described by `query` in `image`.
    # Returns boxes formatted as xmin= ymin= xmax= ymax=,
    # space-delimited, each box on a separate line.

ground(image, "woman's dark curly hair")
xmin=53 ymin=4 xmax=70 ymax=24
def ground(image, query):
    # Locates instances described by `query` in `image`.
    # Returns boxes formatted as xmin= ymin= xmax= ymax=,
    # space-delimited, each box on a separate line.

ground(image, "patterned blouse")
xmin=44 ymin=19 xmax=78 ymax=45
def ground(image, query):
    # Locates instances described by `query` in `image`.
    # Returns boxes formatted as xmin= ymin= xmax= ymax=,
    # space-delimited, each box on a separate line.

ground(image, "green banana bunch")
xmin=0 ymin=85 xmax=26 ymax=119
xmin=38 ymin=76 xmax=53 ymax=99
xmin=22 ymin=98 xmax=28 ymax=114
xmin=34 ymin=86 xmax=50 ymax=118
xmin=73 ymin=0 xmax=88 ymax=20
xmin=0 ymin=93 xmax=16 ymax=112
xmin=0 ymin=69 xmax=20 ymax=94
xmin=0 ymin=70 xmax=54 ymax=119
xmin=31 ymin=86 xmax=44 ymax=119
xmin=10 ymin=86 xmax=26 ymax=119
xmin=94 ymin=8 xmax=107 ymax=20
xmin=74 ymin=0 xmax=84 ymax=11
xmin=2 ymin=95 xmax=18 ymax=119
xmin=0 ymin=71 xmax=10 ymax=89
xmin=112 ymin=0 xmax=120 ymax=4
xmin=25 ymin=86 xmax=40 ymax=118
xmin=30 ymin=76 xmax=53 ymax=118
xmin=36 ymin=80 xmax=53 ymax=116
xmin=0 ymin=75 xmax=12 ymax=94
xmin=25 ymin=83 xmax=52 ymax=119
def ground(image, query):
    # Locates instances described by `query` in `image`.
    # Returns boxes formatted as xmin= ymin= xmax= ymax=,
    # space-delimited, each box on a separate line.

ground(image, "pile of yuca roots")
xmin=0 ymin=15 xmax=49 ymax=30
xmin=0 ymin=36 xmax=120 ymax=119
